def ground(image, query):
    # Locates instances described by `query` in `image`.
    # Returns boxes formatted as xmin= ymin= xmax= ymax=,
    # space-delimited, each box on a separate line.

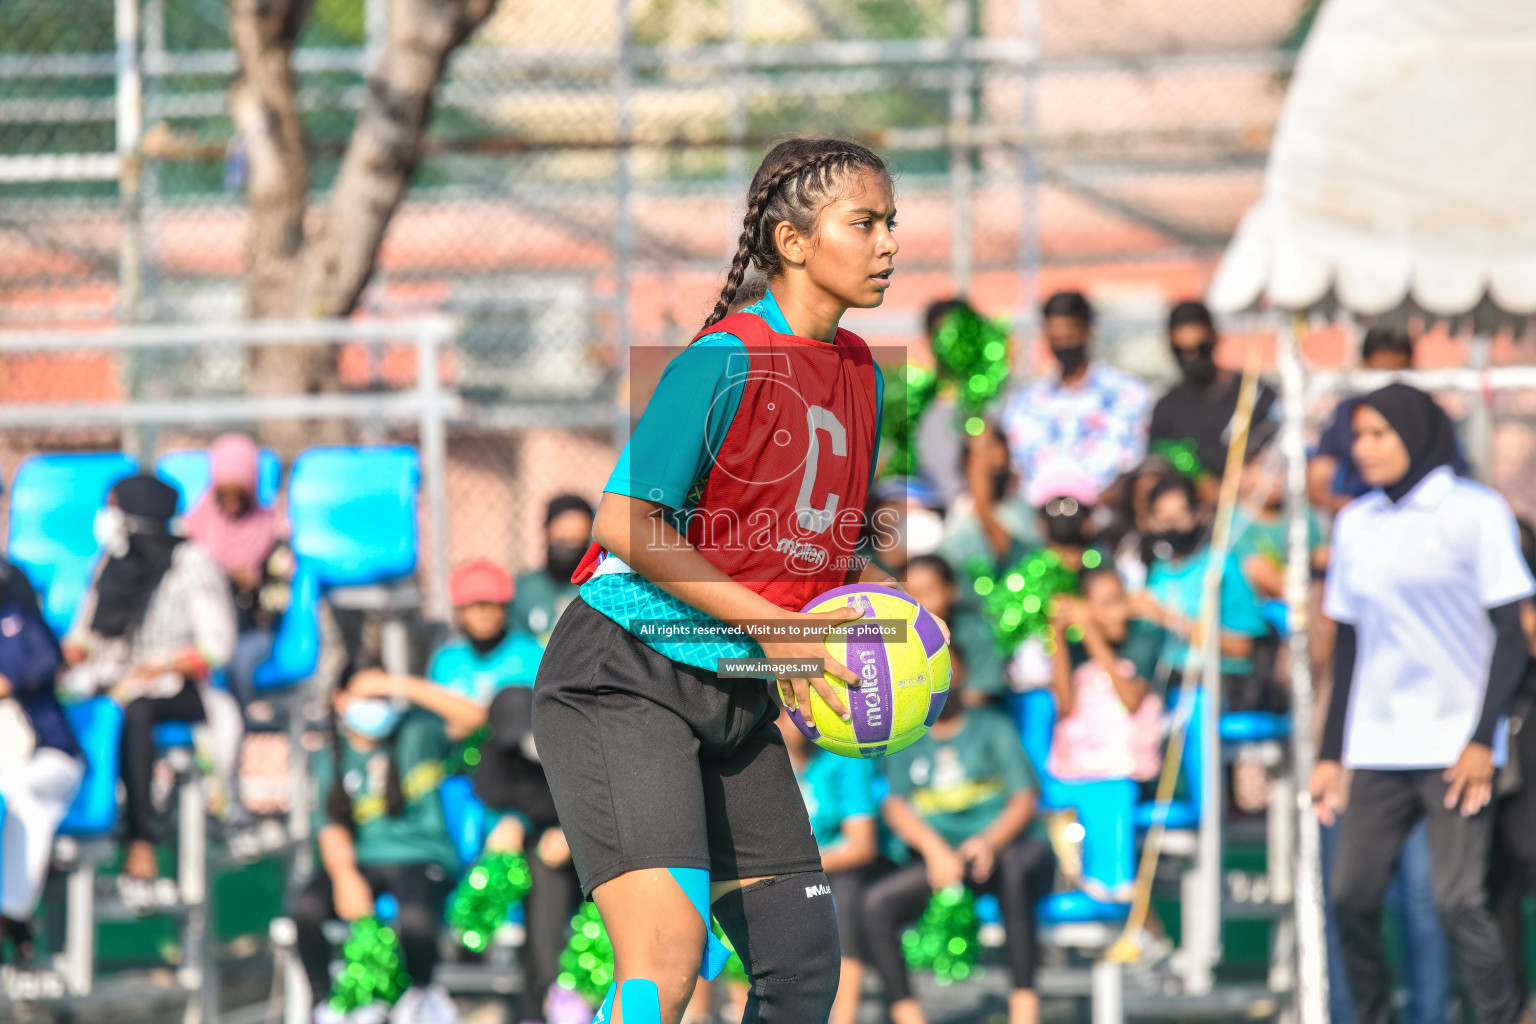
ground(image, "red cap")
xmin=448 ymin=559 xmax=514 ymax=607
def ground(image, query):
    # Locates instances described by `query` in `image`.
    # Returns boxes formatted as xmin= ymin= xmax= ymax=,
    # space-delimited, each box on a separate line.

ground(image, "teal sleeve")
xmin=606 ymin=335 xmax=744 ymax=509
xmin=1219 ymin=554 xmax=1270 ymax=638
xmin=837 ymin=758 xmax=877 ymax=821
xmin=426 ymin=645 xmax=452 ymax=685
xmin=990 ymin=714 xmax=1038 ymax=795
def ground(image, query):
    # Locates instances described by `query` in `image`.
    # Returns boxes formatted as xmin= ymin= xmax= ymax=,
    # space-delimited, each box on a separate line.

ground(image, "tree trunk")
xmin=230 ymin=0 xmax=498 ymax=454
xmin=300 ymin=0 xmax=497 ymax=316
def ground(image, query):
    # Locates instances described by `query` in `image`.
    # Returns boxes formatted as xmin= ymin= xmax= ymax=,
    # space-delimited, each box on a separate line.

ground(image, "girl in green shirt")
xmin=290 ymin=667 xmax=459 ymax=1024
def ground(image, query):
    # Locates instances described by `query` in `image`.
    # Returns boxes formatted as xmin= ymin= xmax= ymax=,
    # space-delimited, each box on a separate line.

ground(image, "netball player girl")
xmin=533 ymin=138 xmax=932 ymax=1024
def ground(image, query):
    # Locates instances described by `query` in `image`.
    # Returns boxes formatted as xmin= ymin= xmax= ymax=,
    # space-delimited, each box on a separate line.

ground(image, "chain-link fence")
xmin=0 ymin=0 xmax=1318 ymax=583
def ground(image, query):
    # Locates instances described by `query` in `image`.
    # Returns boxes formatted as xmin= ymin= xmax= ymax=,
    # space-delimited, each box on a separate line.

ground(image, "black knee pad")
xmin=712 ymin=872 xmax=842 ymax=1024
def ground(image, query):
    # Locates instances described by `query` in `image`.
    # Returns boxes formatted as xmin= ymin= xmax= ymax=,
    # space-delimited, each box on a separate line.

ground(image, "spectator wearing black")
xmin=63 ymin=475 xmax=237 ymax=880
xmin=1312 ymin=384 xmax=1532 ymax=1024
xmin=1148 ymin=300 xmax=1278 ymax=507
xmin=1491 ymin=518 xmax=1536 ymax=1022
xmin=1307 ymin=327 xmax=1457 ymax=515
xmin=510 ymin=495 xmax=594 ymax=646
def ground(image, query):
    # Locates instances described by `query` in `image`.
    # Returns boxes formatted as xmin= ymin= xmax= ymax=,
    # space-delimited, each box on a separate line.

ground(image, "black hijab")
xmin=1355 ymin=383 xmax=1461 ymax=504
xmin=91 ymin=475 xmax=183 ymax=638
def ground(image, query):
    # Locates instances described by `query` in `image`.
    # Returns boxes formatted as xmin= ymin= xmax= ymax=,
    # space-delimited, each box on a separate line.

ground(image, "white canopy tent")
xmin=1201 ymin=4 xmax=1536 ymax=1024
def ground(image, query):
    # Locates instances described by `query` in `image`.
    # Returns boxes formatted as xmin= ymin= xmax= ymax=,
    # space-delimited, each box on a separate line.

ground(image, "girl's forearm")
xmin=596 ymin=495 xmax=794 ymax=636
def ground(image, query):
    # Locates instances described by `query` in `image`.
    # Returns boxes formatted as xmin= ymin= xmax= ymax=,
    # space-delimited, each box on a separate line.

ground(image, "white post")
xmin=1466 ymin=333 xmax=1495 ymax=482
xmin=612 ymin=0 xmax=635 ymax=451
xmin=1279 ymin=313 xmax=1330 ymax=1024
xmin=947 ymin=0 xmax=972 ymax=296
xmin=1090 ymin=956 xmax=1124 ymax=1024
xmin=418 ymin=322 xmax=453 ymax=622
xmin=725 ymin=0 xmax=748 ymax=259
xmin=62 ymin=858 xmax=97 ymax=995
xmin=1187 ymin=615 xmax=1222 ymax=994
xmin=1016 ymin=0 xmax=1041 ymax=344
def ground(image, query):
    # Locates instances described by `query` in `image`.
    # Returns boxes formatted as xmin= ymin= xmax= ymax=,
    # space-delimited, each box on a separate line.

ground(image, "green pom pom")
xmin=879 ymin=361 xmax=939 ymax=478
xmin=969 ymin=549 xmax=1079 ymax=656
xmin=1150 ymin=437 xmax=1204 ymax=480
xmin=557 ymin=902 xmax=614 ymax=1006
xmin=713 ymin=920 xmax=750 ymax=986
xmin=931 ymin=307 xmax=1012 ymax=415
xmin=901 ymin=887 xmax=980 ymax=985
xmin=330 ymin=917 xmax=412 ymax=1013
xmin=448 ymin=852 xmax=532 ymax=953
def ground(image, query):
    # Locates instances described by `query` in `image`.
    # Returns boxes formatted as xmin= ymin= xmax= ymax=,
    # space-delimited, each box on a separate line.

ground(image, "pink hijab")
xmin=182 ymin=434 xmax=280 ymax=579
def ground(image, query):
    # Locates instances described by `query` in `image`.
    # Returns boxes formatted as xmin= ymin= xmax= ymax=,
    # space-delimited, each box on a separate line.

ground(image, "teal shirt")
xmin=796 ymin=750 xmax=878 ymax=850
xmin=582 ymin=289 xmax=884 ymax=672
xmin=1230 ymin=509 xmax=1324 ymax=575
xmin=882 ymin=707 xmax=1047 ymax=847
xmin=1145 ymin=546 xmax=1269 ymax=675
xmin=427 ymin=632 xmax=545 ymax=705
xmin=311 ymin=710 xmax=458 ymax=871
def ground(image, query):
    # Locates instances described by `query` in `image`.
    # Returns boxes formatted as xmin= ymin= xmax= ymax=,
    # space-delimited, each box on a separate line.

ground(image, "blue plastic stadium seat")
xmin=440 ymin=774 xmax=487 ymax=870
xmin=156 ymin=447 xmax=281 ymax=515
xmin=154 ymin=722 xmax=195 ymax=749
xmin=288 ymin=446 xmax=419 ymax=587
xmin=1038 ymin=778 xmax=1138 ymax=925
xmin=253 ymin=562 xmax=322 ymax=690
xmin=59 ymin=698 xmax=125 ymax=836
xmin=1220 ymin=711 xmax=1292 ymax=745
xmin=8 ymin=453 xmax=137 ymax=637
xmin=1008 ymin=689 xmax=1058 ymax=790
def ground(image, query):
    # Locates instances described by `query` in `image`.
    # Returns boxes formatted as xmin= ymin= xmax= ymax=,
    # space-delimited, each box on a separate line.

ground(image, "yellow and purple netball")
xmin=788 ymin=584 xmax=950 ymax=759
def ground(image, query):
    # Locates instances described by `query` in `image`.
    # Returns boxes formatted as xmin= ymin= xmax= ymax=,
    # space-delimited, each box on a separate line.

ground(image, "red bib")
xmin=572 ymin=311 xmax=880 ymax=611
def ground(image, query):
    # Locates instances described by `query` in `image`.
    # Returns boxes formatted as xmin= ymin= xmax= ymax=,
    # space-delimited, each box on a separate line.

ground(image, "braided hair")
xmin=703 ymin=137 xmax=891 ymax=330
xmin=324 ymin=662 xmax=405 ymax=831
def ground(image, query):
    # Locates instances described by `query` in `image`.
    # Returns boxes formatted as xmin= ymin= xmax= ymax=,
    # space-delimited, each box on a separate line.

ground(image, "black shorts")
xmin=532 ymin=596 xmax=823 ymax=897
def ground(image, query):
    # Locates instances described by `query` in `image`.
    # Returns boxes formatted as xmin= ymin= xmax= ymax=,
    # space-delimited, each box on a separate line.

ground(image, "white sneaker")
xmin=391 ymin=985 xmax=459 ymax=1024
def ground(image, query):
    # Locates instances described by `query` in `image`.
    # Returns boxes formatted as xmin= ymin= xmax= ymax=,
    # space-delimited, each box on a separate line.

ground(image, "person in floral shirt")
xmin=1001 ymin=290 xmax=1150 ymax=502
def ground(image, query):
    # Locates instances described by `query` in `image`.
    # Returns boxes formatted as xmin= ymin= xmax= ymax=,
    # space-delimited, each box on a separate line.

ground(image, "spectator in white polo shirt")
xmin=1311 ymin=383 xmax=1534 ymax=1024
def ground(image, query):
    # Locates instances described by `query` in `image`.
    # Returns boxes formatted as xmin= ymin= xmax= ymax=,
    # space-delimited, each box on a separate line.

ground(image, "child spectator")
xmin=292 ymin=666 xmax=460 ymax=1024
xmin=63 ymin=475 xmax=237 ymax=880
xmin=1233 ymin=422 xmax=1327 ymax=603
xmin=1007 ymin=466 xmax=1102 ymax=692
xmin=1049 ymin=566 xmax=1167 ymax=784
xmin=936 ymin=424 xmax=1040 ymax=577
xmin=510 ymin=496 xmax=594 ymax=645
xmin=0 ymin=556 xmax=78 ymax=963
xmin=349 ymin=561 xmax=579 ymax=1024
xmin=905 ymin=554 xmax=1006 ymax=704
xmin=775 ymin=708 xmax=881 ymax=1024
xmin=1132 ymin=472 xmax=1274 ymax=711
xmin=865 ymin=649 xmax=1055 ymax=1024
xmin=180 ymin=433 xmax=292 ymax=710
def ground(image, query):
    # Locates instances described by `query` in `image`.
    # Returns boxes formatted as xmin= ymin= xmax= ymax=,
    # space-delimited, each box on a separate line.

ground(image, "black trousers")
xmin=1331 ymin=768 xmax=1520 ymax=1024
xmin=1491 ymin=714 xmax=1536 ymax=1006
xmin=521 ymin=836 xmax=583 ymax=1009
xmin=120 ymin=683 xmax=205 ymax=843
xmin=863 ymin=835 xmax=1055 ymax=1002
xmin=291 ymin=862 xmax=454 ymax=1002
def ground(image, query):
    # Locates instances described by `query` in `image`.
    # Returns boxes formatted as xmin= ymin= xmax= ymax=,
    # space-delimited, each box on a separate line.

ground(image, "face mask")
xmin=902 ymin=508 xmax=946 ymax=558
xmin=1151 ymin=525 xmax=1203 ymax=560
xmin=1175 ymin=341 xmax=1219 ymax=387
xmin=545 ymin=543 xmax=587 ymax=582
xmin=1051 ymin=344 xmax=1088 ymax=376
xmin=93 ymin=506 xmax=129 ymax=558
xmin=344 ymin=698 xmax=403 ymax=740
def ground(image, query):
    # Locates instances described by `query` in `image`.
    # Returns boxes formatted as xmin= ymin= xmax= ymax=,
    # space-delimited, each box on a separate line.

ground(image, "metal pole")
xmin=725 ymin=0 xmax=748 ymax=260
xmin=1466 ymin=332 xmax=1495 ymax=482
xmin=116 ymin=0 xmax=145 ymax=457
xmin=612 ymin=0 xmax=635 ymax=451
xmin=142 ymin=0 xmax=163 ymax=316
xmin=1189 ymin=578 xmax=1222 ymax=995
xmin=1280 ymin=313 xmax=1330 ymax=1024
xmin=947 ymin=0 xmax=972 ymax=296
xmin=419 ymin=322 xmax=453 ymax=622
xmin=1016 ymin=0 xmax=1041 ymax=361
